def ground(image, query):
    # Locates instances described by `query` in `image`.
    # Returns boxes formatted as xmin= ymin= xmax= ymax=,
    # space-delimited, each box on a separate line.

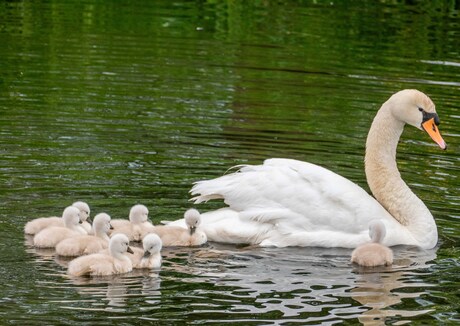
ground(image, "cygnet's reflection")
xmin=350 ymin=246 xmax=437 ymax=325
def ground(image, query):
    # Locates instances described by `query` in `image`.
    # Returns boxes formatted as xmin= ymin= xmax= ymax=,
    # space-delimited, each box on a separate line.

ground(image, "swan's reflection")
xmin=350 ymin=246 xmax=437 ymax=325
xmin=157 ymin=243 xmax=438 ymax=322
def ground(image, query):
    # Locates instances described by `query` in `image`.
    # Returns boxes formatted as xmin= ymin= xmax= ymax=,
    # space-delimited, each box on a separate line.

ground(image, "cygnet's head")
xmin=129 ymin=204 xmax=149 ymax=224
xmin=369 ymin=220 xmax=386 ymax=244
xmin=72 ymin=201 xmax=91 ymax=223
xmin=62 ymin=206 xmax=81 ymax=228
xmin=184 ymin=208 xmax=201 ymax=235
xmin=109 ymin=234 xmax=134 ymax=255
xmin=92 ymin=213 xmax=112 ymax=235
xmin=142 ymin=233 xmax=162 ymax=258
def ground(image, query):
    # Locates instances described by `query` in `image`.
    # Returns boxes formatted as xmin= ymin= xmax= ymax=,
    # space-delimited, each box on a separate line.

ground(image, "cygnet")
xmin=56 ymin=213 xmax=113 ymax=257
xmin=33 ymin=206 xmax=87 ymax=248
xmin=111 ymin=204 xmax=155 ymax=241
xmin=67 ymin=234 xmax=134 ymax=276
xmin=150 ymin=208 xmax=207 ymax=247
xmin=351 ymin=220 xmax=393 ymax=267
xmin=24 ymin=201 xmax=91 ymax=235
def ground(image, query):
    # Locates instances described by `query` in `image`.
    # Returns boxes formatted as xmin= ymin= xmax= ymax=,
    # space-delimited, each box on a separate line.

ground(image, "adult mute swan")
xmin=24 ymin=201 xmax=92 ymax=235
xmin=351 ymin=220 xmax=393 ymax=267
xmin=169 ymin=89 xmax=446 ymax=249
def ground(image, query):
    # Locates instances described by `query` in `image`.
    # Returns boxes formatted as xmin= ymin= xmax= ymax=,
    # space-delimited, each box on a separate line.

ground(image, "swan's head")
xmin=142 ymin=233 xmax=162 ymax=258
xmin=109 ymin=234 xmax=134 ymax=255
xmin=368 ymin=220 xmax=386 ymax=244
xmin=184 ymin=208 xmax=201 ymax=235
xmin=62 ymin=206 xmax=81 ymax=228
xmin=129 ymin=204 xmax=149 ymax=224
xmin=72 ymin=201 xmax=91 ymax=224
xmin=389 ymin=89 xmax=446 ymax=149
xmin=93 ymin=213 xmax=112 ymax=234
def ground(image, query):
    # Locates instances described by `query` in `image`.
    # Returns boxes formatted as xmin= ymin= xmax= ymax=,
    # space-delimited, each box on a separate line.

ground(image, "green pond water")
xmin=1 ymin=1 xmax=459 ymax=324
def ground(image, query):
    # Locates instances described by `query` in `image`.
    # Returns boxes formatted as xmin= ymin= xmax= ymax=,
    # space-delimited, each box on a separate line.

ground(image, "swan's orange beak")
xmin=422 ymin=118 xmax=447 ymax=150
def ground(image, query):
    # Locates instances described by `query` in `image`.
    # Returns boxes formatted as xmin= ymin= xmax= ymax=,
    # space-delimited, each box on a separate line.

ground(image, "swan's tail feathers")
xmin=190 ymin=193 xmax=224 ymax=204
xmin=190 ymin=179 xmax=228 ymax=204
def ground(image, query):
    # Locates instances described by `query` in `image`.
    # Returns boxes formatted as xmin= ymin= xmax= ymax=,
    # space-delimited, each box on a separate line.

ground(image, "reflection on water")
xmin=1 ymin=0 xmax=460 ymax=324
xmin=24 ymin=240 xmax=439 ymax=324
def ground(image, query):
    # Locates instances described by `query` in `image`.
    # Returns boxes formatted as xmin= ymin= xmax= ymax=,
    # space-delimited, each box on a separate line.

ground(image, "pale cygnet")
xmin=67 ymin=233 xmax=134 ymax=277
xmin=111 ymin=204 xmax=155 ymax=241
xmin=24 ymin=201 xmax=91 ymax=235
xmin=71 ymin=201 xmax=92 ymax=233
xmin=150 ymin=208 xmax=207 ymax=247
xmin=33 ymin=206 xmax=87 ymax=248
xmin=351 ymin=220 xmax=393 ymax=267
xmin=56 ymin=213 xmax=113 ymax=257
xmin=129 ymin=233 xmax=162 ymax=269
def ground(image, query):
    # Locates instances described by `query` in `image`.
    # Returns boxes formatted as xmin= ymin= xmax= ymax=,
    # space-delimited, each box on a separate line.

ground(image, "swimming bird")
xmin=110 ymin=204 xmax=155 ymax=241
xmin=24 ymin=201 xmax=92 ymax=235
xmin=129 ymin=233 xmax=162 ymax=269
xmin=33 ymin=206 xmax=87 ymax=248
xmin=351 ymin=220 xmax=393 ymax=267
xmin=151 ymin=208 xmax=207 ymax=247
xmin=167 ymin=90 xmax=446 ymax=249
xmin=67 ymin=234 xmax=134 ymax=277
xmin=55 ymin=213 xmax=113 ymax=257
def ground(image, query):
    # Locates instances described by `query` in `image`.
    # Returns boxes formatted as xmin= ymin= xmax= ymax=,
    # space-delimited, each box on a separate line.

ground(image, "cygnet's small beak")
xmin=109 ymin=223 xmax=114 ymax=230
xmin=143 ymin=250 xmax=151 ymax=258
xmin=86 ymin=217 xmax=93 ymax=224
xmin=189 ymin=226 xmax=196 ymax=235
xmin=78 ymin=220 xmax=83 ymax=224
xmin=422 ymin=117 xmax=447 ymax=150
xmin=127 ymin=246 xmax=134 ymax=254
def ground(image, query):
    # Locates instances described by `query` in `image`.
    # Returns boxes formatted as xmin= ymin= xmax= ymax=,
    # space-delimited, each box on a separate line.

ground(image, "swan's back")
xmin=185 ymin=158 xmax=410 ymax=248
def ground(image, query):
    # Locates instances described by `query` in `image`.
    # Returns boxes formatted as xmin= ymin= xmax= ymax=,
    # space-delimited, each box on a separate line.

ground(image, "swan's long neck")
xmin=365 ymin=101 xmax=437 ymax=246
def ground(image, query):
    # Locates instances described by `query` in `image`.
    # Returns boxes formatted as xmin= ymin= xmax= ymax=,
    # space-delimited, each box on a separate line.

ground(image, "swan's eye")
xmin=418 ymin=107 xmax=424 ymax=112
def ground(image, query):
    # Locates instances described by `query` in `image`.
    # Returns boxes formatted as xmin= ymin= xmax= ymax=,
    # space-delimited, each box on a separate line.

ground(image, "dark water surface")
xmin=1 ymin=1 xmax=459 ymax=324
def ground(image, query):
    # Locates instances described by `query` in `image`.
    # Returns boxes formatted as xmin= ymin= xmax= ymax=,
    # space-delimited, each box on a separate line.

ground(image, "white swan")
xmin=168 ymin=89 xmax=446 ymax=249
xmin=129 ymin=233 xmax=162 ymax=269
xmin=67 ymin=234 xmax=134 ymax=276
xmin=110 ymin=204 xmax=155 ymax=241
xmin=24 ymin=201 xmax=91 ymax=235
xmin=33 ymin=206 xmax=87 ymax=248
xmin=55 ymin=213 xmax=113 ymax=257
xmin=152 ymin=209 xmax=207 ymax=246
xmin=351 ymin=220 xmax=393 ymax=267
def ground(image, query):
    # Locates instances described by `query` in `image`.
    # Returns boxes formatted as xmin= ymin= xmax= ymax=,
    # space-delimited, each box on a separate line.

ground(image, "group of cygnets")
xmin=24 ymin=202 xmax=207 ymax=277
xmin=25 ymin=201 xmax=393 ymax=277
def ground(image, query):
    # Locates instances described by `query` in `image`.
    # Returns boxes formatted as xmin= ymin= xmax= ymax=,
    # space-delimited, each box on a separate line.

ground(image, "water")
xmin=1 ymin=1 xmax=459 ymax=324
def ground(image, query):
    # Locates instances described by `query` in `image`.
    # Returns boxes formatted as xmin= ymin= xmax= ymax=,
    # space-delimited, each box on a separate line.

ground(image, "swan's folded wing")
xmin=191 ymin=158 xmax=391 ymax=232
